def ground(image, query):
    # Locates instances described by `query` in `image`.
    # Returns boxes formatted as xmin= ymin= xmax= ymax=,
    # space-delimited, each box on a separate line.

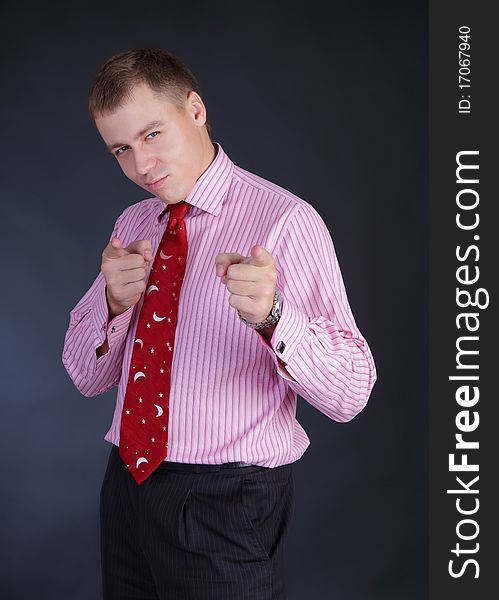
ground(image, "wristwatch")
xmin=238 ymin=288 xmax=282 ymax=329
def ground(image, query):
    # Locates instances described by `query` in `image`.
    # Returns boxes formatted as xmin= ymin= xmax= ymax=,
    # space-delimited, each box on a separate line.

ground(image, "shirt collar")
xmin=151 ymin=141 xmax=233 ymax=223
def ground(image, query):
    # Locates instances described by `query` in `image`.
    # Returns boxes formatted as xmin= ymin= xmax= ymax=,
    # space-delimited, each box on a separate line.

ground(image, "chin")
xmin=157 ymin=193 xmax=181 ymax=205
xmin=158 ymin=188 xmax=186 ymax=205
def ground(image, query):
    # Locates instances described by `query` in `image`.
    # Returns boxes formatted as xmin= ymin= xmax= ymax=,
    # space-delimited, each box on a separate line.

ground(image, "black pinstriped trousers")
xmin=100 ymin=444 xmax=295 ymax=599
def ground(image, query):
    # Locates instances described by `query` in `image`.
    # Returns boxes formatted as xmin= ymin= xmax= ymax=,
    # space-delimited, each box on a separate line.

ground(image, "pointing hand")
xmin=101 ymin=237 xmax=153 ymax=316
xmin=215 ymin=244 xmax=277 ymax=325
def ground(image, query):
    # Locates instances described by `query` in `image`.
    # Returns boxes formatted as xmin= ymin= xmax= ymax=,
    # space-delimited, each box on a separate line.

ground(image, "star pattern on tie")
xmin=118 ymin=201 xmax=192 ymax=485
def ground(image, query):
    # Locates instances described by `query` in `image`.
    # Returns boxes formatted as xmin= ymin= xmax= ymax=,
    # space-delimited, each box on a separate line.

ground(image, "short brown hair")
xmin=88 ymin=48 xmax=211 ymax=135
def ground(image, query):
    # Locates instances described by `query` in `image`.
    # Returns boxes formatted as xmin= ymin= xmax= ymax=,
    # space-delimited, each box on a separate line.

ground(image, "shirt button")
xmin=276 ymin=341 xmax=285 ymax=354
xmin=102 ymin=324 xmax=106 ymax=331
xmin=110 ymin=326 xmax=116 ymax=333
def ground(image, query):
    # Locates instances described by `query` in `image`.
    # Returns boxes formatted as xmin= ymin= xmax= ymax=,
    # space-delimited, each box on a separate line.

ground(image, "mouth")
xmin=146 ymin=175 xmax=168 ymax=190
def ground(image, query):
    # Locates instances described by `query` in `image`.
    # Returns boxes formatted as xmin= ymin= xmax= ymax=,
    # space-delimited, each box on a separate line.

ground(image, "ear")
xmin=186 ymin=90 xmax=207 ymax=128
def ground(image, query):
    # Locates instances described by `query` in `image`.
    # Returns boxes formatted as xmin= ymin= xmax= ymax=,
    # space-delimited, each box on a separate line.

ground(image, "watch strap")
xmin=238 ymin=288 xmax=282 ymax=329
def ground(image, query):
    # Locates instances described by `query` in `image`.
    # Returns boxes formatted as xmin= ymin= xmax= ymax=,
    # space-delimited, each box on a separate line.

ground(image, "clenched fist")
xmin=101 ymin=237 xmax=153 ymax=318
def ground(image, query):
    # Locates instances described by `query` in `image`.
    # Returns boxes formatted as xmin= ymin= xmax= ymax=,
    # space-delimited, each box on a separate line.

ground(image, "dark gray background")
xmin=1 ymin=1 xmax=427 ymax=598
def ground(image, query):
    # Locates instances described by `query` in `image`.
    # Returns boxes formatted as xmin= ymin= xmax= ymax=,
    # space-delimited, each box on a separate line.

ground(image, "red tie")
xmin=119 ymin=200 xmax=192 ymax=485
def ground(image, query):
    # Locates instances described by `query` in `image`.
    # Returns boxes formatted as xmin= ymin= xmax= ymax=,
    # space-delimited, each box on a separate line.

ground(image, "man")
xmin=62 ymin=48 xmax=377 ymax=600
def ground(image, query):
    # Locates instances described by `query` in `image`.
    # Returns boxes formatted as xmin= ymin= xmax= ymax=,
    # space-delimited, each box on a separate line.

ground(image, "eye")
xmin=114 ymin=132 xmax=160 ymax=157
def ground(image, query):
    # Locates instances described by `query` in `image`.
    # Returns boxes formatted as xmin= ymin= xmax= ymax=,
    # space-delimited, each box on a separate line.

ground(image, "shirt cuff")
xmin=256 ymin=292 xmax=309 ymax=377
xmin=92 ymin=285 xmax=134 ymax=350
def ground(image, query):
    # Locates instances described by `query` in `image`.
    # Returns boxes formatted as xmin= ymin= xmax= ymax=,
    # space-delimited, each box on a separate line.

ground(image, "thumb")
xmin=248 ymin=244 xmax=273 ymax=267
xmin=111 ymin=237 xmax=123 ymax=251
xmin=104 ymin=237 xmax=128 ymax=259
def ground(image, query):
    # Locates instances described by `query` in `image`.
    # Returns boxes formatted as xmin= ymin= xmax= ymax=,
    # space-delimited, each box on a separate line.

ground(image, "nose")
xmin=133 ymin=148 xmax=156 ymax=176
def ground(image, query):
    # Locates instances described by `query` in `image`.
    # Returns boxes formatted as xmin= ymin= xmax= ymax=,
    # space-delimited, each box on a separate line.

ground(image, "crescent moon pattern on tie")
xmin=119 ymin=199 xmax=192 ymax=484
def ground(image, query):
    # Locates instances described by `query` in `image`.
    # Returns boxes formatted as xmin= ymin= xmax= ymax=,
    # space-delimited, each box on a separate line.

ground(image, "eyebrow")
xmin=106 ymin=119 xmax=164 ymax=152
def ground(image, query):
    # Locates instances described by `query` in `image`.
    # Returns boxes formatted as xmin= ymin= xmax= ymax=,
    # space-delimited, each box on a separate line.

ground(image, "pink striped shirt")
xmin=61 ymin=142 xmax=377 ymax=466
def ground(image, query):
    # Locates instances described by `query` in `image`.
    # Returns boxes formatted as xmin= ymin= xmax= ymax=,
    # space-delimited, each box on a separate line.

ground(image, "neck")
xmin=200 ymin=139 xmax=217 ymax=174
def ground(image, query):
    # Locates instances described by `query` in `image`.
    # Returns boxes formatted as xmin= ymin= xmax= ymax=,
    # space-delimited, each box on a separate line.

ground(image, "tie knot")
xmin=167 ymin=201 xmax=191 ymax=232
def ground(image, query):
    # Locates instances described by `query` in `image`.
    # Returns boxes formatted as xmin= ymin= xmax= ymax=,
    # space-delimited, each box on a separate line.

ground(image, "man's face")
xmin=95 ymin=82 xmax=210 ymax=205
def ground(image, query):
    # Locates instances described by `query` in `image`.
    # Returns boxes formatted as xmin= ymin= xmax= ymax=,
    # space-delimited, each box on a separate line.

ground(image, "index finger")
xmin=126 ymin=239 xmax=152 ymax=256
xmin=215 ymin=252 xmax=243 ymax=275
